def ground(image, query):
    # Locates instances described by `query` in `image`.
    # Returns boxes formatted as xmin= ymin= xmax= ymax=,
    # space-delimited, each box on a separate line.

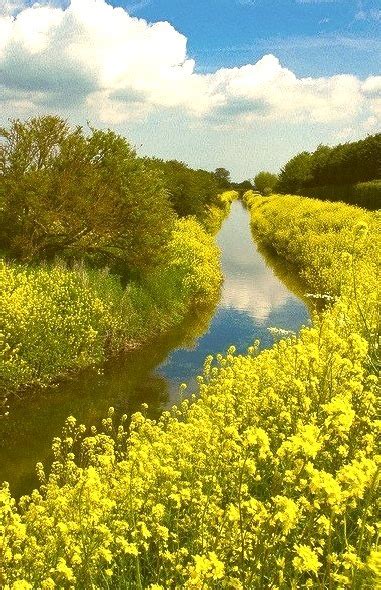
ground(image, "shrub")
xmin=297 ymin=180 xmax=381 ymax=210
xmin=0 ymin=117 xmax=175 ymax=274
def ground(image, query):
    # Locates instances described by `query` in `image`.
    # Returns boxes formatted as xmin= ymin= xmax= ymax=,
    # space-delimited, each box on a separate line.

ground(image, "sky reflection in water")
xmin=159 ymin=201 xmax=310 ymax=394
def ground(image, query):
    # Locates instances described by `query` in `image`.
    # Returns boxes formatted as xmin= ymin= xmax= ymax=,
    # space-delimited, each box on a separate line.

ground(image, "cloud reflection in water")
xmin=159 ymin=201 xmax=310 ymax=389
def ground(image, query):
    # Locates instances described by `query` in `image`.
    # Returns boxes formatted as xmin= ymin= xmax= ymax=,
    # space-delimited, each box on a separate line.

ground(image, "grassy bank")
xmin=243 ymin=193 xmax=378 ymax=347
xmin=0 ymin=115 xmax=237 ymax=398
xmin=0 ymin=208 xmax=229 ymax=397
xmin=1 ymin=195 xmax=379 ymax=589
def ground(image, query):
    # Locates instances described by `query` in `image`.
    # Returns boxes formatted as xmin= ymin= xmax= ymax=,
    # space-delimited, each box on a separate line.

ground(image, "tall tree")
xmin=277 ymin=152 xmax=313 ymax=194
xmin=253 ymin=171 xmax=279 ymax=195
xmin=0 ymin=116 xmax=175 ymax=274
xmin=214 ymin=167 xmax=231 ymax=189
xmin=143 ymin=158 xmax=222 ymax=219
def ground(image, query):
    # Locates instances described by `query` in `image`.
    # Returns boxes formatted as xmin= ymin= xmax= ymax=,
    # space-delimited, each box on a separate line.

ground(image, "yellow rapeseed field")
xmin=0 ymin=195 xmax=379 ymax=588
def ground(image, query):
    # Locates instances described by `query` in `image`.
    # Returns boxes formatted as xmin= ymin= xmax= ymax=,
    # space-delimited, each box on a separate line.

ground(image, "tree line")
xmin=252 ymin=133 xmax=381 ymax=208
xmin=277 ymin=133 xmax=381 ymax=193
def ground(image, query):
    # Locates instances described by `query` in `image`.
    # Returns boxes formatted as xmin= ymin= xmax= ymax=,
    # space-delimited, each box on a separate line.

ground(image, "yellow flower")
xmin=11 ymin=582 xmax=33 ymax=590
xmin=273 ymin=496 xmax=299 ymax=534
xmin=41 ymin=579 xmax=56 ymax=590
xmin=116 ymin=538 xmax=139 ymax=556
xmin=293 ymin=545 xmax=321 ymax=574
xmin=192 ymin=552 xmax=225 ymax=581
xmin=367 ymin=550 xmax=381 ymax=581
xmin=55 ymin=558 xmax=75 ymax=582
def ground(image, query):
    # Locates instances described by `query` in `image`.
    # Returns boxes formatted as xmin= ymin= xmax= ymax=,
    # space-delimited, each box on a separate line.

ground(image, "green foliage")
xmin=0 ymin=116 xmax=175 ymax=274
xmin=143 ymin=158 xmax=225 ymax=220
xmin=0 ymin=218 xmax=222 ymax=393
xmin=213 ymin=167 xmax=231 ymax=189
xmin=230 ymin=179 xmax=255 ymax=194
xmin=0 ymin=197 xmax=379 ymax=589
xmin=253 ymin=171 xmax=279 ymax=195
xmin=0 ymin=116 xmax=232 ymax=395
xmin=277 ymin=152 xmax=314 ymax=194
xmin=277 ymin=134 xmax=381 ymax=206
xmin=198 ymin=190 xmax=238 ymax=235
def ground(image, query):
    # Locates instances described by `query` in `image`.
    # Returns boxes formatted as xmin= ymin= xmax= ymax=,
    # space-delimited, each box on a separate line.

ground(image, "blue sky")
xmin=120 ymin=0 xmax=381 ymax=77
xmin=0 ymin=0 xmax=380 ymax=179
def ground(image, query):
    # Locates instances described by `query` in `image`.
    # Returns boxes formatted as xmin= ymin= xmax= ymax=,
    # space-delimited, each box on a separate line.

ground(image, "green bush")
xmin=0 ymin=116 xmax=176 ymax=274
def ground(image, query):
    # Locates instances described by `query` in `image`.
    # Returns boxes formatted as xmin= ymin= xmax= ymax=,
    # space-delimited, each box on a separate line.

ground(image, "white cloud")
xmin=0 ymin=1 xmax=67 ymax=17
xmin=0 ymin=0 xmax=218 ymax=119
xmin=355 ymin=9 xmax=381 ymax=22
xmin=363 ymin=115 xmax=379 ymax=131
xmin=361 ymin=76 xmax=381 ymax=124
xmin=362 ymin=76 xmax=381 ymax=96
xmin=0 ymin=0 xmax=379 ymax=132
xmin=220 ymin=274 xmax=295 ymax=322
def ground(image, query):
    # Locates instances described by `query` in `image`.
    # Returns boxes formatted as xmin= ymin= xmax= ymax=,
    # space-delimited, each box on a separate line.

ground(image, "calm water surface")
xmin=0 ymin=201 xmax=310 ymax=496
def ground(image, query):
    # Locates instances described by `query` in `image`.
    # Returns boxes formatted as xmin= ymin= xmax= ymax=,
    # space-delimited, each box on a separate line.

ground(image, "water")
xmin=0 ymin=201 xmax=310 ymax=496
xmin=161 ymin=202 xmax=310 ymax=399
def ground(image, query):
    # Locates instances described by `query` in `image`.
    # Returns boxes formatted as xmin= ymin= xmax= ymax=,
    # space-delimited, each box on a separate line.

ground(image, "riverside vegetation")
xmin=1 ymin=192 xmax=379 ymax=588
xmin=0 ymin=116 xmax=236 ymax=397
xmin=252 ymin=133 xmax=381 ymax=209
xmin=0 ymin=217 xmax=223 ymax=394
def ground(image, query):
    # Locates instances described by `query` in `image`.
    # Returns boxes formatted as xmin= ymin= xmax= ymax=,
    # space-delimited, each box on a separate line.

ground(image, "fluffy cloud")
xmin=362 ymin=76 xmax=381 ymax=97
xmin=0 ymin=0 xmax=378 ymax=128
xmin=0 ymin=0 xmax=199 ymax=117
xmin=361 ymin=76 xmax=381 ymax=122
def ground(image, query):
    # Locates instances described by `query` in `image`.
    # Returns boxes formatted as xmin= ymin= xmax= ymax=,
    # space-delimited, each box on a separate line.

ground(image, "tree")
xmin=277 ymin=152 xmax=313 ymax=194
xmin=276 ymin=133 xmax=381 ymax=195
xmin=253 ymin=171 xmax=279 ymax=195
xmin=231 ymin=179 xmax=254 ymax=194
xmin=309 ymin=144 xmax=332 ymax=187
xmin=0 ymin=116 xmax=175 ymax=275
xmin=213 ymin=167 xmax=231 ymax=189
xmin=143 ymin=158 xmax=222 ymax=220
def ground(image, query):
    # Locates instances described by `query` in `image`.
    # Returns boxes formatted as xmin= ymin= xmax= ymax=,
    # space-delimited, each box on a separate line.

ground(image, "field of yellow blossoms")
xmin=1 ymin=194 xmax=379 ymax=588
